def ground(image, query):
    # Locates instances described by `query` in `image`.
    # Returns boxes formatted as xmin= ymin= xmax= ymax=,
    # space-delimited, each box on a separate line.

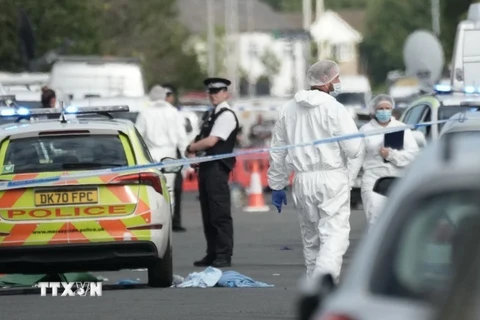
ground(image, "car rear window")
xmin=3 ymin=135 xmax=128 ymax=174
xmin=439 ymin=106 xmax=480 ymax=120
xmin=372 ymin=190 xmax=480 ymax=301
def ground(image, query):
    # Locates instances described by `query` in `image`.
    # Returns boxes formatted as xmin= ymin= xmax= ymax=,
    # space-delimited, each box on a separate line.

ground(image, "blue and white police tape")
xmin=0 ymin=118 xmax=456 ymax=191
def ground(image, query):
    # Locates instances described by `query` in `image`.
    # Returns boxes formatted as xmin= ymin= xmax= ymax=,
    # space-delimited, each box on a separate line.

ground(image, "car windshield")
xmin=2 ymin=135 xmax=128 ymax=174
xmin=373 ymin=190 xmax=480 ymax=301
xmin=439 ymin=106 xmax=480 ymax=120
xmin=335 ymin=93 xmax=366 ymax=106
xmin=438 ymin=106 xmax=480 ymax=131
xmin=16 ymin=101 xmax=43 ymax=109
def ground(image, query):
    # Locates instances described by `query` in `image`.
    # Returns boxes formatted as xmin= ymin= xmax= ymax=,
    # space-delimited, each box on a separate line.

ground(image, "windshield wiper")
xmin=61 ymin=162 xmax=125 ymax=169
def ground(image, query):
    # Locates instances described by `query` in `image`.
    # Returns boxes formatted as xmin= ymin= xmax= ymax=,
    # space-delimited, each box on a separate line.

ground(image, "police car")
xmin=300 ymin=129 xmax=480 ymax=320
xmin=400 ymin=84 xmax=480 ymax=141
xmin=439 ymin=111 xmax=480 ymax=138
xmin=0 ymin=106 xmax=181 ymax=287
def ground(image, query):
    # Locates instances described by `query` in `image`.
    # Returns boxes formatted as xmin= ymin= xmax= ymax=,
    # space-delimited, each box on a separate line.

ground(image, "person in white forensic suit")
xmin=349 ymin=94 xmax=419 ymax=228
xmin=267 ymin=60 xmax=364 ymax=282
xmin=135 ymin=85 xmax=188 ymax=205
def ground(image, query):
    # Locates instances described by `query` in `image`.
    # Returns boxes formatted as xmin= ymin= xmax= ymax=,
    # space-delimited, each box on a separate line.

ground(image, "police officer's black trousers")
xmin=173 ymin=172 xmax=183 ymax=227
xmin=198 ymin=162 xmax=233 ymax=259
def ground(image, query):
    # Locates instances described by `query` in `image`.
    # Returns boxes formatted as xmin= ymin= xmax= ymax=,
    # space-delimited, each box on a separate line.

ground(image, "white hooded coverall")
xmin=135 ymin=100 xmax=189 ymax=202
xmin=267 ymin=90 xmax=363 ymax=281
xmin=350 ymin=118 xmax=419 ymax=227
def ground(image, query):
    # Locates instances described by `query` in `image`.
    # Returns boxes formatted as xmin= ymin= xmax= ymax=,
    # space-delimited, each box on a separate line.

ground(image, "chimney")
xmin=303 ymin=0 xmax=312 ymax=30
xmin=316 ymin=0 xmax=324 ymax=20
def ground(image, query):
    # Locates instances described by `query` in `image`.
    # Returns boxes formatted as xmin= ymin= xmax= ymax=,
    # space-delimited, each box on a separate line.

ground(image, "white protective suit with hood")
xmin=349 ymin=117 xmax=419 ymax=227
xmin=135 ymin=88 xmax=189 ymax=204
xmin=268 ymin=90 xmax=363 ymax=281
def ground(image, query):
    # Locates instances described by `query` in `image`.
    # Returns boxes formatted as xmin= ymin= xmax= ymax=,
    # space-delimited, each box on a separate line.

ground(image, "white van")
xmin=49 ymin=56 xmax=147 ymax=100
xmin=451 ymin=3 xmax=480 ymax=90
xmin=335 ymin=75 xmax=372 ymax=113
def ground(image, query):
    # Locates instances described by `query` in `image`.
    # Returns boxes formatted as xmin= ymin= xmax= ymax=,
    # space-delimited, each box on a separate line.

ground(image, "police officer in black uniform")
xmin=185 ymin=77 xmax=239 ymax=268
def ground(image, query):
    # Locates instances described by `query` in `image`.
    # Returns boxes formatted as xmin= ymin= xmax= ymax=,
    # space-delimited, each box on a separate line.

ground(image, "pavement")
xmin=0 ymin=193 xmax=366 ymax=320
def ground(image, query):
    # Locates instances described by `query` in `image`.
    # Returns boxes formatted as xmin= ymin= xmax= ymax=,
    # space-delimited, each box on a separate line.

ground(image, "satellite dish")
xmin=403 ymin=30 xmax=445 ymax=88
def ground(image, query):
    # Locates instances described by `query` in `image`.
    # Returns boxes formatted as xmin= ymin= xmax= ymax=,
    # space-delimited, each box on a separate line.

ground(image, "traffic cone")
xmin=243 ymin=160 xmax=270 ymax=212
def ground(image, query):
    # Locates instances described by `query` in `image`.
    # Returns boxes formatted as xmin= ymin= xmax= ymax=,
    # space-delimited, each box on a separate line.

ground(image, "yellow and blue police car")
xmin=0 ymin=106 xmax=180 ymax=287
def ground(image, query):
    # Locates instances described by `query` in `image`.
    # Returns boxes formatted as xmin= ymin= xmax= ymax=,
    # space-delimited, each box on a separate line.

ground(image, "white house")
xmin=310 ymin=10 xmax=363 ymax=75
xmin=176 ymin=0 xmax=365 ymax=97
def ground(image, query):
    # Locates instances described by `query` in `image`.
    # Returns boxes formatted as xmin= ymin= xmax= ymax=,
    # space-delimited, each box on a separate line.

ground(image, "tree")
xmin=440 ymin=0 xmax=472 ymax=61
xmin=0 ymin=0 xmax=207 ymax=91
xmin=100 ymin=0 xmax=206 ymax=91
xmin=361 ymin=0 xmax=428 ymax=86
xmin=191 ymin=26 xmax=228 ymax=78
xmin=361 ymin=0 xmax=475 ymax=87
xmin=0 ymin=0 xmax=102 ymax=71
xmin=260 ymin=48 xmax=281 ymax=83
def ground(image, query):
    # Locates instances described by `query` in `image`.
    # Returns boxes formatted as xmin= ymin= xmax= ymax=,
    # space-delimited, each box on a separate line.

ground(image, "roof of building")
xmin=336 ymin=9 xmax=366 ymax=34
xmin=310 ymin=10 xmax=363 ymax=44
xmin=281 ymin=9 xmax=366 ymax=34
xmin=176 ymin=0 xmax=298 ymax=34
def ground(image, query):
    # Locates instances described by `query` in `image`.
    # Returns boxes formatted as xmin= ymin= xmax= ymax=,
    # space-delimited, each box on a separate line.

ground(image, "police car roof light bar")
xmin=0 ymin=105 xmax=130 ymax=122
xmin=434 ymin=84 xmax=480 ymax=94
xmin=0 ymin=95 xmax=16 ymax=101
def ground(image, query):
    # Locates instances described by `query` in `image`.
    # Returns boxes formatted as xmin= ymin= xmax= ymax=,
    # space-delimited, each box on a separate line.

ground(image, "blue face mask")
xmin=375 ymin=110 xmax=392 ymax=123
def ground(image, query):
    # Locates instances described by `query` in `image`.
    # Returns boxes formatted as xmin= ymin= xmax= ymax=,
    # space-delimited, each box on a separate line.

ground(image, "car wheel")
xmin=148 ymin=241 xmax=173 ymax=288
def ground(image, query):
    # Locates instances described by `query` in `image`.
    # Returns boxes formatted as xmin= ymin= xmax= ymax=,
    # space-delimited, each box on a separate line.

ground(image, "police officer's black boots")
xmin=212 ymin=257 xmax=231 ymax=268
xmin=173 ymin=225 xmax=187 ymax=232
xmin=193 ymin=255 xmax=216 ymax=267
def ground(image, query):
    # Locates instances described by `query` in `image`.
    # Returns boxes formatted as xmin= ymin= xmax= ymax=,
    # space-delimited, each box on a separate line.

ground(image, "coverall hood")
xmin=294 ymin=90 xmax=336 ymax=108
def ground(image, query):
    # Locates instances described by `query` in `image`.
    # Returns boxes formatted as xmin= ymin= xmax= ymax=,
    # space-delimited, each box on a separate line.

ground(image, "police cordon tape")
xmin=0 ymin=118 xmax=464 ymax=191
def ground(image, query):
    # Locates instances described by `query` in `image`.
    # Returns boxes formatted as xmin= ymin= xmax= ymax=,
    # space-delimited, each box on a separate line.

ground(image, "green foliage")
xmin=260 ymin=48 xmax=281 ymax=80
xmin=0 ymin=0 xmax=206 ymax=91
xmin=440 ymin=0 xmax=472 ymax=61
xmin=0 ymin=0 xmax=102 ymax=71
xmin=99 ymin=0 xmax=206 ymax=90
xmin=195 ymin=26 xmax=228 ymax=78
xmin=362 ymin=0 xmax=474 ymax=87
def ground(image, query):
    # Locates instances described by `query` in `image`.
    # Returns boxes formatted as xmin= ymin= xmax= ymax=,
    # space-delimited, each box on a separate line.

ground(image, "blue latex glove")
xmin=272 ymin=190 xmax=287 ymax=213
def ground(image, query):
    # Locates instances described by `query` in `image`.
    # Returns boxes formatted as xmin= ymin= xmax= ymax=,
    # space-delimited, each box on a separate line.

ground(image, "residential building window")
xmin=332 ymin=43 xmax=354 ymax=62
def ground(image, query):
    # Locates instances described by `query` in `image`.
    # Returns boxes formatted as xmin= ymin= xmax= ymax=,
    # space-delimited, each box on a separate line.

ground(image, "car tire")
xmin=148 ymin=241 xmax=173 ymax=288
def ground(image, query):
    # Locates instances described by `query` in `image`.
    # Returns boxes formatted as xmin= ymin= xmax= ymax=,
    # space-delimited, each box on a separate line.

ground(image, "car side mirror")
xmin=160 ymin=157 xmax=183 ymax=174
xmin=373 ymin=176 xmax=398 ymax=197
xmin=297 ymin=274 xmax=336 ymax=320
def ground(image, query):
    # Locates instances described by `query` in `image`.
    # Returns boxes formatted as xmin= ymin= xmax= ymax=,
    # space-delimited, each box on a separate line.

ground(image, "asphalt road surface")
xmin=0 ymin=193 xmax=366 ymax=320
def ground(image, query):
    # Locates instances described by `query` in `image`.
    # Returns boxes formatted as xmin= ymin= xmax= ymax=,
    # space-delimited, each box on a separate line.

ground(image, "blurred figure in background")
xmin=349 ymin=95 xmax=419 ymax=228
xmin=136 ymin=85 xmax=188 ymax=210
xmin=41 ymin=86 xmax=56 ymax=108
xmin=392 ymin=108 xmax=402 ymax=120
xmin=235 ymin=126 xmax=245 ymax=149
xmin=248 ymin=114 xmax=272 ymax=147
xmin=163 ymin=83 xmax=188 ymax=233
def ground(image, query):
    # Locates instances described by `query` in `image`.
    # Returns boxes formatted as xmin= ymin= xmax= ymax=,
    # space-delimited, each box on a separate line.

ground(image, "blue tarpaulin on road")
xmin=217 ymin=271 xmax=274 ymax=288
xmin=173 ymin=267 xmax=274 ymax=288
